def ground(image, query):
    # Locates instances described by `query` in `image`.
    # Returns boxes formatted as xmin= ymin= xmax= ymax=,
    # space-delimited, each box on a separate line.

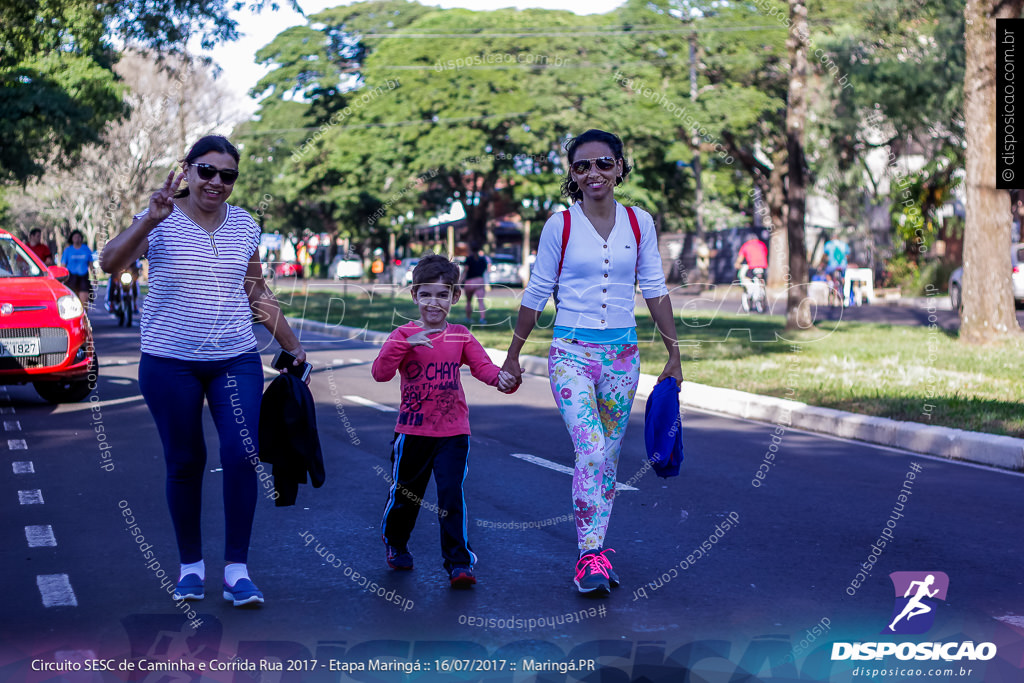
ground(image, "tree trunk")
xmin=960 ymin=0 xmax=1023 ymax=343
xmin=465 ymin=201 xmax=488 ymax=247
xmin=766 ymin=161 xmax=789 ymax=289
xmin=689 ymin=31 xmax=705 ymax=244
xmin=785 ymin=0 xmax=812 ymax=330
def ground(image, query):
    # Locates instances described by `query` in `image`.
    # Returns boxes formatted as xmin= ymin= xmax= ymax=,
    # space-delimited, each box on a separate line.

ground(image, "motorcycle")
xmin=107 ymin=261 xmax=140 ymax=327
xmin=740 ymin=267 xmax=767 ymax=314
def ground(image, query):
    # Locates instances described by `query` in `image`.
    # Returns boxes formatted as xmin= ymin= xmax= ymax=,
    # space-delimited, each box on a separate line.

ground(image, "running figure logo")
xmin=883 ymin=571 xmax=949 ymax=634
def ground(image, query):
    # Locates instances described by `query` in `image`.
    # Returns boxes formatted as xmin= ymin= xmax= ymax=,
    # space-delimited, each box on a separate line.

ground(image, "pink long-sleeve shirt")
xmin=371 ymin=322 xmax=502 ymax=437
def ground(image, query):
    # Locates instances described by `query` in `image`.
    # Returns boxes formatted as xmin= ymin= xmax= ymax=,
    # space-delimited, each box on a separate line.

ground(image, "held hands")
xmin=149 ymin=169 xmax=185 ymax=223
xmin=499 ymin=355 xmax=524 ymax=392
xmin=496 ymin=370 xmax=518 ymax=394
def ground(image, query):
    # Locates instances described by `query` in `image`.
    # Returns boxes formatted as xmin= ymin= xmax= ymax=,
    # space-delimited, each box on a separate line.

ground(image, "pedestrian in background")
xmin=500 ymin=129 xmax=682 ymax=596
xmin=372 ymin=254 xmax=517 ymax=588
xmin=27 ymin=229 xmax=54 ymax=266
xmin=461 ymin=242 xmax=490 ymax=324
xmin=101 ymin=135 xmax=307 ymax=608
xmin=61 ymin=230 xmax=95 ymax=307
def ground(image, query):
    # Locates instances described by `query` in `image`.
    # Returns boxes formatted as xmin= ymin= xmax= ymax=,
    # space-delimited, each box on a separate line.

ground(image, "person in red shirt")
xmin=734 ymin=231 xmax=769 ymax=306
xmin=371 ymin=254 xmax=516 ymax=588
xmin=27 ymin=229 xmax=54 ymax=266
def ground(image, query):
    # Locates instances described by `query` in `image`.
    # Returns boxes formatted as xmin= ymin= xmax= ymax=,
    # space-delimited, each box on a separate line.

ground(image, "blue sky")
xmin=202 ymin=0 xmax=626 ymax=116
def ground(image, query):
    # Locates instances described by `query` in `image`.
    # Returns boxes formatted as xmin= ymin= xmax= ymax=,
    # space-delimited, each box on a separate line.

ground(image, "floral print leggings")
xmin=548 ymin=337 xmax=641 ymax=552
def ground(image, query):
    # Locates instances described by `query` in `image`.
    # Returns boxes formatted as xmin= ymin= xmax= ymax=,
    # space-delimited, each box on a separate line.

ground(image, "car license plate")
xmin=0 ymin=337 xmax=40 ymax=357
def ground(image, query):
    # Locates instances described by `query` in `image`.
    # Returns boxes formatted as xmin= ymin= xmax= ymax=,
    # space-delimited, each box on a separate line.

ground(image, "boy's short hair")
xmin=411 ymin=253 xmax=461 ymax=290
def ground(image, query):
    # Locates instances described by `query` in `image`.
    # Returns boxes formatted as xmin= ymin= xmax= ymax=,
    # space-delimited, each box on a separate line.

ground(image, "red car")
xmin=0 ymin=229 xmax=96 ymax=403
xmin=273 ymin=261 xmax=303 ymax=278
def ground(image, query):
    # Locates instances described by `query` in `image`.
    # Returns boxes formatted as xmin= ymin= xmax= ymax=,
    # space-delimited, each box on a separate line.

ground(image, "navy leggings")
xmin=139 ymin=350 xmax=264 ymax=564
xmin=381 ymin=433 xmax=476 ymax=570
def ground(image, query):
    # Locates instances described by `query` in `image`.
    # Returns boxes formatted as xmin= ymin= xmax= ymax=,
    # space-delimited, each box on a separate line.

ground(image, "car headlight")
xmin=57 ymin=294 xmax=84 ymax=320
xmin=119 ymin=271 xmax=133 ymax=285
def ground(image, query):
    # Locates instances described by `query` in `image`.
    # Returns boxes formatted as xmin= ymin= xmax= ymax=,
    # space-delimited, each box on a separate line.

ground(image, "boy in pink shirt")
xmin=371 ymin=254 xmax=516 ymax=587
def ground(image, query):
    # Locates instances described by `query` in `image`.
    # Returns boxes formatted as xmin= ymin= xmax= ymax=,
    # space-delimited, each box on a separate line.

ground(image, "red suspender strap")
xmin=626 ymin=206 xmax=641 ymax=246
xmin=626 ymin=206 xmax=641 ymax=272
xmin=557 ymin=209 xmax=571 ymax=278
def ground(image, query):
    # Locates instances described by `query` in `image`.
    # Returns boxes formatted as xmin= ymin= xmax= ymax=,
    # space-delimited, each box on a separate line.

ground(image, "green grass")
xmin=273 ymin=287 xmax=1024 ymax=438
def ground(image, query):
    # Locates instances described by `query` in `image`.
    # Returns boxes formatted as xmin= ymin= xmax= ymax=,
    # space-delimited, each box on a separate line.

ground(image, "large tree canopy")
xmin=0 ymin=0 xmax=297 ymax=185
xmin=238 ymin=0 xmax=709 ymax=250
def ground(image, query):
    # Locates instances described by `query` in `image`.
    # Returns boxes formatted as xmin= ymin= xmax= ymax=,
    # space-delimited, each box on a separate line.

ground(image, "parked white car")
xmin=329 ymin=255 xmax=364 ymax=280
xmin=488 ymin=254 xmax=523 ymax=286
xmin=948 ymin=243 xmax=1024 ymax=313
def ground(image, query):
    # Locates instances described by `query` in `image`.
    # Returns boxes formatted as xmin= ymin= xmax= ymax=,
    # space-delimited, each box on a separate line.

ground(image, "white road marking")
xmin=4 ymin=420 xmax=21 ymax=431
xmin=509 ymin=453 xmax=639 ymax=491
xmin=12 ymin=461 xmax=34 ymax=474
xmin=7 ymin=439 xmax=27 ymax=450
xmin=53 ymin=395 xmax=145 ymax=413
xmin=37 ymin=574 xmax=77 ymax=607
xmin=18 ymin=489 xmax=44 ymax=504
xmin=0 ymin=406 xmax=14 ymax=414
xmin=25 ymin=524 xmax=57 ymax=547
xmin=343 ymin=395 xmax=398 ymax=413
xmin=108 ymin=378 xmax=133 ymax=385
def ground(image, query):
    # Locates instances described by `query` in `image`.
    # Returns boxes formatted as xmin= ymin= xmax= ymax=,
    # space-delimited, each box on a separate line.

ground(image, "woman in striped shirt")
xmin=101 ymin=135 xmax=306 ymax=607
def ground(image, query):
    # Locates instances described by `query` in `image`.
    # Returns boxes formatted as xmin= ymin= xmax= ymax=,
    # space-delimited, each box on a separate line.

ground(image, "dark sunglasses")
xmin=191 ymin=163 xmax=239 ymax=184
xmin=571 ymin=156 xmax=617 ymax=174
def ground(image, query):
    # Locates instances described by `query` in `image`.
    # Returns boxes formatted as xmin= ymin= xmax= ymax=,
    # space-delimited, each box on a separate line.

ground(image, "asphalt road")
xmin=1 ymin=309 xmax=1023 ymax=682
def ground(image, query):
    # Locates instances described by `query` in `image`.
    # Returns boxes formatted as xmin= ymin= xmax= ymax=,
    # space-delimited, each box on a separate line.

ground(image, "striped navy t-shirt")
xmin=137 ymin=203 xmax=261 ymax=360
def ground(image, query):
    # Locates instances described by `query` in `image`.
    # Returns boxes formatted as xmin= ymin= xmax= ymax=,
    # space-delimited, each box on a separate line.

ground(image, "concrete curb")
xmin=286 ymin=317 xmax=1024 ymax=472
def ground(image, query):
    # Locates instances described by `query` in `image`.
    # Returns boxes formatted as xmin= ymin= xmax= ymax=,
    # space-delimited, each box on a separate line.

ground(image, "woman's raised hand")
xmin=149 ymin=170 xmax=184 ymax=223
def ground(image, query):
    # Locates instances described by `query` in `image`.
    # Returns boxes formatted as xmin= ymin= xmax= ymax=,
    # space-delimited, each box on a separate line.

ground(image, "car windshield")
xmin=0 ymin=236 xmax=44 ymax=278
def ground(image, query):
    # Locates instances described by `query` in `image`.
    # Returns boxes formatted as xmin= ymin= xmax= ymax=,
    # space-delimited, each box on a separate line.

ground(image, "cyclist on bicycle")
xmin=104 ymin=257 xmax=142 ymax=314
xmin=734 ymin=231 xmax=768 ymax=307
xmin=822 ymin=235 xmax=849 ymax=303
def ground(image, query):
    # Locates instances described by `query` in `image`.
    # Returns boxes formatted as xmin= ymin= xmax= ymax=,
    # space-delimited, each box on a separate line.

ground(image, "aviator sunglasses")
xmin=190 ymin=163 xmax=239 ymax=184
xmin=570 ymin=156 xmax=617 ymax=175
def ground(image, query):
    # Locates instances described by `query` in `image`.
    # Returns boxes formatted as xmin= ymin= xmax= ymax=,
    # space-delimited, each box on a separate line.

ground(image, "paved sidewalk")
xmin=288 ymin=317 xmax=1024 ymax=472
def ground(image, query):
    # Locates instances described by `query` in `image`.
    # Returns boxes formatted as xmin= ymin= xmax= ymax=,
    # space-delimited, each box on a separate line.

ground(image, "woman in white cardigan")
xmin=501 ymin=129 xmax=682 ymax=596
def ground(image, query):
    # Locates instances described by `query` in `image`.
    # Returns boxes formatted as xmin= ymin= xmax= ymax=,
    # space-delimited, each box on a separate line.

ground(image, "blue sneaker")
xmin=172 ymin=573 xmax=204 ymax=601
xmin=574 ymin=551 xmax=611 ymax=597
xmin=223 ymin=578 xmax=264 ymax=606
xmin=386 ymin=544 xmax=414 ymax=570
xmin=596 ymin=548 xmax=620 ymax=588
xmin=448 ymin=565 xmax=476 ymax=588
